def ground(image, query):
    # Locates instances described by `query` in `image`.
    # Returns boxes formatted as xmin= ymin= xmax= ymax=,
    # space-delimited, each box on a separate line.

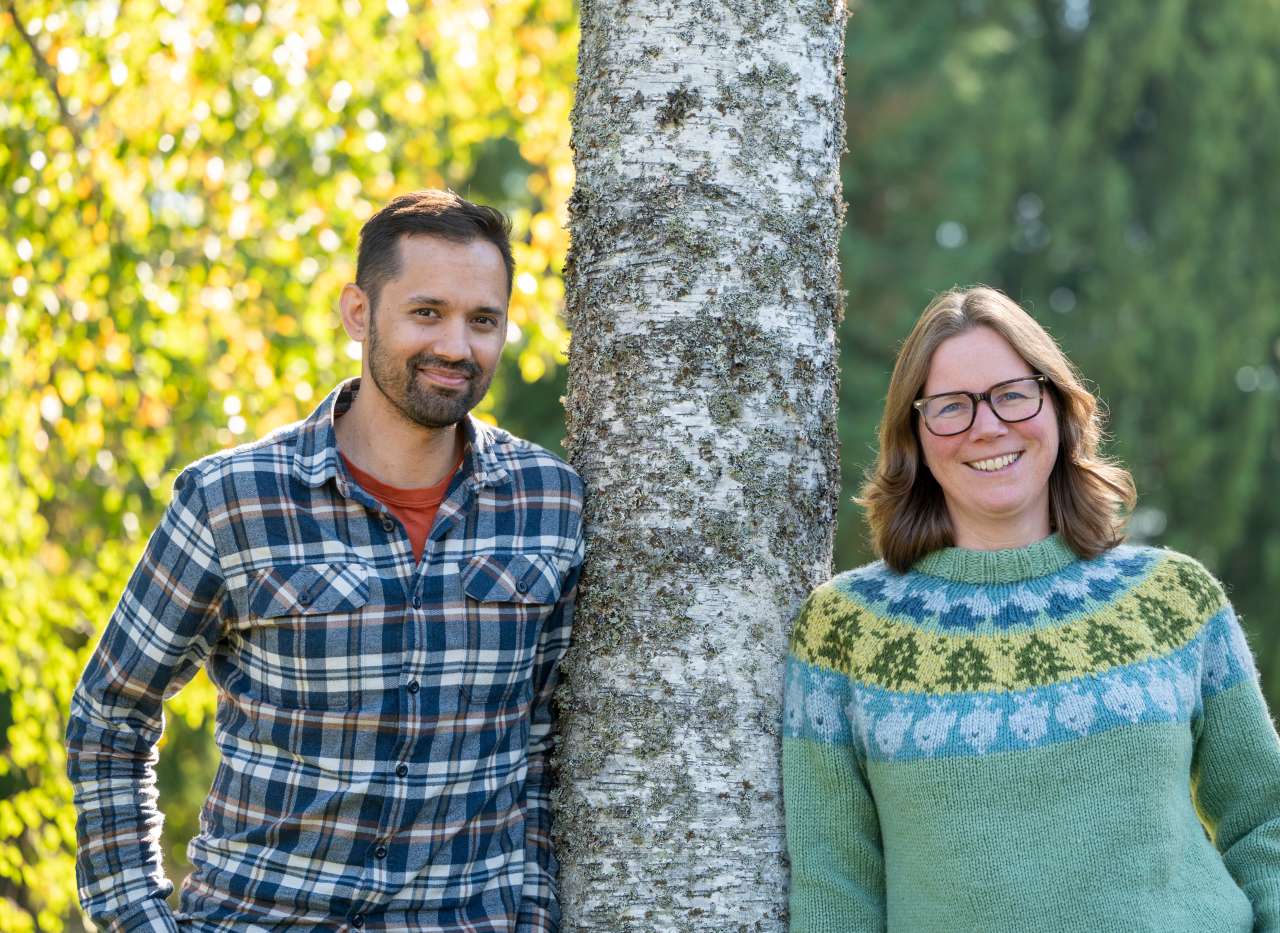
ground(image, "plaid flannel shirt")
xmin=67 ymin=380 xmax=584 ymax=932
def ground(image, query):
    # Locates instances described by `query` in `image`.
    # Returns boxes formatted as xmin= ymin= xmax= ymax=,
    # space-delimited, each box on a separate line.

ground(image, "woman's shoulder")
xmin=1137 ymin=542 xmax=1217 ymax=575
xmin=797 ymin=560 xmax=898 ymax=615
xmin=788 ymin=561 xmax=895 ymax=655
xmin=1127 ymin=542 xmax=1231 ymax=612
xmin=828 ymin=558 xmax=896 ymax=590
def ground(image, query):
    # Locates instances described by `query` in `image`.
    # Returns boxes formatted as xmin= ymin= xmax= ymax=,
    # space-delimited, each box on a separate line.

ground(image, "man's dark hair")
xmin=355 ymin=189 xmax=514 ymax=310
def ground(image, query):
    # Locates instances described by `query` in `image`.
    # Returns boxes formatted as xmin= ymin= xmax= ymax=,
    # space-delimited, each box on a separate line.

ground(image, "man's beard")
xmin=365 ymin=316 xmax=492 ymax=429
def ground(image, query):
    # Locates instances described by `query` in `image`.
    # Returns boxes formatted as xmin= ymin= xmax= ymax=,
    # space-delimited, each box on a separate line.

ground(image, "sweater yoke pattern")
xmin=784 ymin=544 xmax=1255 ymax=763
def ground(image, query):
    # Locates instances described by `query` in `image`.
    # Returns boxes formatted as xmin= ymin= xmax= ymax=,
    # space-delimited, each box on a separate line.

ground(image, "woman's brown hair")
xmin=857 ymin=286 xmax=1136 ymax=572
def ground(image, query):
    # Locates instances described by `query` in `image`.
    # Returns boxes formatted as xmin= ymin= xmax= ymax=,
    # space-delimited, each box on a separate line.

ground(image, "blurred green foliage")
xmin=836 ymin=0 xmax=1280 ymax=700
xmin=4 ymin=0 xmax=1280 ymax=930
xmin=0 ymin=0 xmax=575 ymax=928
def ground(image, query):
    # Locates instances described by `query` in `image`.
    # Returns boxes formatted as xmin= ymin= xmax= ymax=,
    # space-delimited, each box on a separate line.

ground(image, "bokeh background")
xmin=2 ymin=0 xmax=1277 ymax=928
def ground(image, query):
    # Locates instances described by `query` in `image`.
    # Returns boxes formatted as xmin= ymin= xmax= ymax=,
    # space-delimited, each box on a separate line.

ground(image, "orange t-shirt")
xmin=340 ymin=454 xmax=461 ymax=563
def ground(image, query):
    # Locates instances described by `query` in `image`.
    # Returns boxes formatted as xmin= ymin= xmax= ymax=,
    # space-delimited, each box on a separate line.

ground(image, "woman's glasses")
xmin=913 ymin=375 xmax=1049 ymax=437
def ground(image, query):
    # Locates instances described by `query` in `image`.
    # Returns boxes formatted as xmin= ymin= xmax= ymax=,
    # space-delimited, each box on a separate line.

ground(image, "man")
xmin=67 ymin=190 xmax=584 ymax=932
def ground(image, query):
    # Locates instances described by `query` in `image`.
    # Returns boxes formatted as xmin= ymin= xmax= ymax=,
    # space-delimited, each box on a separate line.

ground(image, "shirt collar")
xmin=292 ymin=378 xmax=510 ymax=494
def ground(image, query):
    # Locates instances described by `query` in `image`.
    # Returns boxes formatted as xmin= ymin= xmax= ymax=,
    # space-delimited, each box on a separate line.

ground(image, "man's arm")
xmin=66 ymin=467 xmax=226 ymax=931
xmin=516 ymin=541 xmax=583 ymax=933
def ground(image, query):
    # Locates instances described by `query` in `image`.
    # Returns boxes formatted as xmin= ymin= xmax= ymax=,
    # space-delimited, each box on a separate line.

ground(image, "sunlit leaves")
xmin=0 ymin=0 xmax=576 ymax=926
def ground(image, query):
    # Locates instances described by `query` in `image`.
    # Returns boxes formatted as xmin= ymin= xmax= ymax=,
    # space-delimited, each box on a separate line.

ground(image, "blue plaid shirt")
xmin=67 ymin=380 xmax=584 ymax=932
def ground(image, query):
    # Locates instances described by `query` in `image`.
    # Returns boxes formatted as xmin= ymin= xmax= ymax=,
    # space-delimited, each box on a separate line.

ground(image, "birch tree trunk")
xmin=556 ymin=1 xmax=846 ymax=929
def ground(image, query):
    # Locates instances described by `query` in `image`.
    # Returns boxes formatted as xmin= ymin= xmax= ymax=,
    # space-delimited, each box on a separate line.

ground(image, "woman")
xmin=783 ymin=286 xmax=1280 ymax=931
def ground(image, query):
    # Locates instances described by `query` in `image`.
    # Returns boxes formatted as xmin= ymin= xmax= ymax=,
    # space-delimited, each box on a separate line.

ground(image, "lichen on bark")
xmin=557 ymin=1 xmax=848 ymax=929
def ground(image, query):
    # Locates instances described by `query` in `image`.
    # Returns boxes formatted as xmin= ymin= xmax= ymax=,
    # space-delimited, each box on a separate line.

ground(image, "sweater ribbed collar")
xmin=911 ymin=534 xmax=1078 ymax=584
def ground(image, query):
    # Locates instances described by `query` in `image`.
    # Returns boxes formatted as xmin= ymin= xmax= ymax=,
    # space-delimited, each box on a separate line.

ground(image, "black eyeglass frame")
xmin=912 ymin=374 xmax=1050 ymax=437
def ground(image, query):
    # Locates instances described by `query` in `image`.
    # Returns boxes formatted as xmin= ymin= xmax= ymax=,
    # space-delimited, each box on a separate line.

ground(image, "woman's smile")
xmin=965 ymin=450 xmax=1024 ymax=473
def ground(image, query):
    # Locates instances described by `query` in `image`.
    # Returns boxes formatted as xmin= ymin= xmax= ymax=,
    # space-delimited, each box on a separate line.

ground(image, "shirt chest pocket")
xmin=457 ymin=552 xmax=562 ymax=709
xmin=239 ymin=562 xmax=372 ymax=711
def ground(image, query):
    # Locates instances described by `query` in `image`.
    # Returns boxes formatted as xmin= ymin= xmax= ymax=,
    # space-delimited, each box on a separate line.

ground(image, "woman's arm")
xmin=1188 ymin=576 xmax=1280 ymax=929
xmin=783 ymin=644 xmax=886 ymax=932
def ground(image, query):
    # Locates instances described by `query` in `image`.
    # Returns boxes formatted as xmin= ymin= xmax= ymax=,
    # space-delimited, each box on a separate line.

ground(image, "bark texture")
xmin=557 ymin=1 xmax=846 ymax=929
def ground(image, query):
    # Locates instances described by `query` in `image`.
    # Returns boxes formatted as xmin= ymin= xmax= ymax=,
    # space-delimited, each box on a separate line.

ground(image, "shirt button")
xmin=515 ymin=580 xmax=529 ymax=594
xmin=395 ymin=763 xmax=409 ymax=778
xmin=411 ymin=596 xmax=421 ymax=609
xmin=373 ymin=844 xmax=388 ymax=859
xmin=406 ymin=680 xmax=420 ymax=694
xmin=298 ymin=591 xmax=312 ymax=605
xmin=351 ymin=915 xmax=365 ymax=929
xmin=381 ymin=516 xmax=395 ymax=532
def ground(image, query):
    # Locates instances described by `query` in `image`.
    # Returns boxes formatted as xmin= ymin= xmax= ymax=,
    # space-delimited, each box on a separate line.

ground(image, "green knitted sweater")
xmin=783 ymin=536 xmax=1280 ymax=932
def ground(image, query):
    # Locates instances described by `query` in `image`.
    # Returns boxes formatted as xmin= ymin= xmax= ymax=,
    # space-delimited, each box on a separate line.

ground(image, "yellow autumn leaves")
xmin=1 ymin=1 xmax=577 ymax=927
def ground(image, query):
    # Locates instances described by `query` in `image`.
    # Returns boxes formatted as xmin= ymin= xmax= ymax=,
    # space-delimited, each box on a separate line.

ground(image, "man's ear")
xmin=339 ymin=283 xmax=371 ymax=341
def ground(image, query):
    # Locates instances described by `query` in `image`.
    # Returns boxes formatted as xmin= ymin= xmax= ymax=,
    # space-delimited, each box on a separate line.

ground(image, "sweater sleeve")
xmin=1191 ymin=600 xmax=1280 ymax=930
xmin=782 ymin=592 xmax=886 ymax=933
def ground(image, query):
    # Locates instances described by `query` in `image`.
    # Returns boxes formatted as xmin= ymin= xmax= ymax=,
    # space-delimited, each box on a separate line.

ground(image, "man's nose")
xmin=429 ymin=318 xmax=471 ymax=361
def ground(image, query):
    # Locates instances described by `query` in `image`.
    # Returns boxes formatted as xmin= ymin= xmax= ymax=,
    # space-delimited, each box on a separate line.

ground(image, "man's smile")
xmin=416 ymin=365 xmax=471 ymax=389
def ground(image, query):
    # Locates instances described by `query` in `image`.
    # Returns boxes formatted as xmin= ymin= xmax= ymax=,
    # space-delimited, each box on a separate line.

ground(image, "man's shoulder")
xmin=479 ymin=422 xmax=583 ymax=500
xmin=175 ymin=418 xmax=310 ymax=491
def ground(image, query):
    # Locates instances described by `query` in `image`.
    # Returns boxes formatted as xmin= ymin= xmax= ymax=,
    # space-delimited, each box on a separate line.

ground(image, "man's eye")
xmin=414 ymin=307 xmax=439 ymax=317
xmin=472 ymin=315 xmax=497 ymax=327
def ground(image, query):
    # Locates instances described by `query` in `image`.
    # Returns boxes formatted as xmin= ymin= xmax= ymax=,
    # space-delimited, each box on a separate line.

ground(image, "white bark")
xmin=557 ymin=1 xmax=846 ymax=929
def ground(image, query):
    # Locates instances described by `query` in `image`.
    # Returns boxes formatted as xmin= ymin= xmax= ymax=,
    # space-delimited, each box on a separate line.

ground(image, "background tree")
xmin=835 ymin=0 xmax=1280 ymax=700
xmin=0 ymin=1 xmax=575 ymax=928
xmin=554 ymin=0 xmax=846 ymax=928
